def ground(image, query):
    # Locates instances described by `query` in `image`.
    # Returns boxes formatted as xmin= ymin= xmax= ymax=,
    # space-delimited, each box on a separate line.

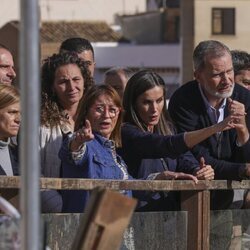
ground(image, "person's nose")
xmin=221 ymin=72 xmax=231 ymax=83
xmin=7 ymin=67 xmax=16 ymax=79
xmin=102 ymin=107 xmax=111 ymax=118
xmin=150 ymin=102 xmax=158 ymax=112
xmin=15 ymin=113 xmax=21 ymax=124
xmin=67 ymin=80 xmax=75 ymax=91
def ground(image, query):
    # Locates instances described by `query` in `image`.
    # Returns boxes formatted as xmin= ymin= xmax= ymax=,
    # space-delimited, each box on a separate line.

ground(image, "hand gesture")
xmin=228 ymin=98 xmax=249 ymax=145
xmin=195 ymin=157 xmax=214 ymax=180
xmin=228 ymin=98 xmax=247 ymax=130
xmin=216 ymin=115 xmax=235 ymax=132
xmin=70 ymin=120 xmax=94 ymax=151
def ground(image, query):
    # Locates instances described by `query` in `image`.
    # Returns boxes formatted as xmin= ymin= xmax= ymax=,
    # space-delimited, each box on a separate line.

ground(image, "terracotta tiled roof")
xmin=3 ymin=20 xmax=127 ymax=43
xmin=40 ymin=21 xmax=125 ymax=43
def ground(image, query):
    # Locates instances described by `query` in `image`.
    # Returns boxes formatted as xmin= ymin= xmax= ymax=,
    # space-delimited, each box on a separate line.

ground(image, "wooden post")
xmin=71 ymin=188 xmax=137 ymax=250
xmin=181 ymin=190 xmax=210 ymax=250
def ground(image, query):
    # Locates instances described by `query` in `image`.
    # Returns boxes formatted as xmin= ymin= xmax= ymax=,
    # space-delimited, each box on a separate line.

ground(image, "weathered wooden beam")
xmin=71 ymin=188 xmax=137 ymax=250
xmin=202 ymin=190 xmax=210 ymax=249
xmin=181 ymin=190 xmax=210 ymax=250
xmin=181 ymin=191 xmax=202 ymax=250
xmin=0 ymin=176 xmax=250 ymax=191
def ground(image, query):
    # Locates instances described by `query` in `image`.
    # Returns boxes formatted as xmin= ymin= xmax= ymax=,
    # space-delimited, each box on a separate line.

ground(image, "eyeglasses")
xmin=92 ymin=105 xmax=120 ymax=118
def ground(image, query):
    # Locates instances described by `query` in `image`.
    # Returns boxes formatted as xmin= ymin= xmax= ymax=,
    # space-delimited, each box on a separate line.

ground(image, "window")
xmin=212 ymin=8 xmax=235 ymax=35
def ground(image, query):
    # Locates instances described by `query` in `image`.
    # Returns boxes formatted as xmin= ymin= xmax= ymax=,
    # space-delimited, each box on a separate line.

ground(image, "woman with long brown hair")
xmin=40 ymin=52 xmax=94 ymax=212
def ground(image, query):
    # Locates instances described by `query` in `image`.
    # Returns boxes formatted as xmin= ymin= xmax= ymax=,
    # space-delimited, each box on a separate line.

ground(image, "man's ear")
xmin=194 ymin=70 xmax=200 ymax=82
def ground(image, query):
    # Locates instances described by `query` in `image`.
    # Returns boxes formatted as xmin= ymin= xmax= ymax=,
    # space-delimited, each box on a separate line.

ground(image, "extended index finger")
xmin=85 ymin=119 xmax=91 ymax=130
xmin=200 ymin=157 xmax=205 ymax=169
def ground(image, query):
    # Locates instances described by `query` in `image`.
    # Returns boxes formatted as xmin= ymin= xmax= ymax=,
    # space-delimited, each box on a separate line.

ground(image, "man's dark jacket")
xmin=168 ymin=80 xmax=250 ymax=209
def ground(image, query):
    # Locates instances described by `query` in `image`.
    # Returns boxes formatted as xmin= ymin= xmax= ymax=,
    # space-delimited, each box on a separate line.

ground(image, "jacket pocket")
xmin=92 ymin=154 xmax=116 ymax=179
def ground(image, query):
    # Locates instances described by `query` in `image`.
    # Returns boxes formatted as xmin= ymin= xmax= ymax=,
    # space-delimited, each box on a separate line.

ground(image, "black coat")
xmin=169 ymin=80 xmax=250 ymax=209
xmin=119 ymin=123 xmax=200 ymax=211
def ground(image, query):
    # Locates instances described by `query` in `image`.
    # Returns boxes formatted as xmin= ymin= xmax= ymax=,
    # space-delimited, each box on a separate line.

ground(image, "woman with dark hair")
xmin=59 ymin=85 xmax=198 ymax=212
xmin=120 ymin=70 xmax=237 ymax=211
xmin=0 ymin=84 xmax=20 ymax=176
xmin=40 ymin=52 xmax=94 ymax=212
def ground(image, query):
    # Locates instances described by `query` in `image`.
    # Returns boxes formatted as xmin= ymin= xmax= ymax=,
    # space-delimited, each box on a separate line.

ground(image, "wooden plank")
xmin=201 ymin=191 xmax=210 ymax=250
xmin=181 ymin=191 xmax=210 ymax=250
xmin=181 ymin=191 xmax=203 ymax=250
xmin=1 ymin=176 xmax=250 ymax=191
xmin=0 ymin=189 xmax=19 ymax=209
xmin=0 ymin=189 xmax=18 ymax=200
xmin=71 ymin=188 xmax=137 ymax=250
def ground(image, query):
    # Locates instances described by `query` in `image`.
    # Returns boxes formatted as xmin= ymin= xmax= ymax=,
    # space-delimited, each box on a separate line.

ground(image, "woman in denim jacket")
xmin=59 ymin=85 xmax=201 ymax=213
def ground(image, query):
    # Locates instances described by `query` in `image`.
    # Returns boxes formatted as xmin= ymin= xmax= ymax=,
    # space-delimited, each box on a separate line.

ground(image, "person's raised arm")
xmin=184 ymin=115 xmax=236 ymax=148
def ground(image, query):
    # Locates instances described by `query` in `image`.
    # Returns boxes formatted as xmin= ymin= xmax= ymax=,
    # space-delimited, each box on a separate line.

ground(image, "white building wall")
xmin=0 ymin=1 xmax=20 ymax=28
xmin=94 ymin=43 xmax=180 ymax=68
xmin=93 ymin=43 xmax=181 ymax=85
xmin=40 ymin=0 xmax=146 ymax=24
xmin=195 ymin=0 xmax=250 ymax=52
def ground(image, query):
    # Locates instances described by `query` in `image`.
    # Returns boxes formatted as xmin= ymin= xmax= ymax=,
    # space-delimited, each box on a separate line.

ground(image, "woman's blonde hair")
xmin=0 ymin=85 xmax=20 ymax=110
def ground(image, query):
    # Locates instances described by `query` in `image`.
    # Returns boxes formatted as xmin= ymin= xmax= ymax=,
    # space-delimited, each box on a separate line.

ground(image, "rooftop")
xmin=2 ymin=20 xmax=128 ymax=43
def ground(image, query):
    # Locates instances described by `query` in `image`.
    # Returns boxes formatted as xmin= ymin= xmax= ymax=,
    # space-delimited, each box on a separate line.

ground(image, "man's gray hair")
xmin=193 ymin=40 xmax=231 ymax=71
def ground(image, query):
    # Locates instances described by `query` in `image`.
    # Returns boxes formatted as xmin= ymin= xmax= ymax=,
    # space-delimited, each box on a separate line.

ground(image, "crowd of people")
xmin=0 ymin=38 xmax=250 ymax=215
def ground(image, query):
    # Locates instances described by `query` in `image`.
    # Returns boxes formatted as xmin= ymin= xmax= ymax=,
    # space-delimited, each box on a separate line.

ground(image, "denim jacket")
xmin=59 ymin=132 xmax=133 ymax=213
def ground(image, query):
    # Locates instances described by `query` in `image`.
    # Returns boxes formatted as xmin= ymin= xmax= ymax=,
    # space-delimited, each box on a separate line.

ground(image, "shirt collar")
xmin=94 ymin=132 xmax=115 ymax=148
xmin=0 ymin=138 xmax=10 ymax=148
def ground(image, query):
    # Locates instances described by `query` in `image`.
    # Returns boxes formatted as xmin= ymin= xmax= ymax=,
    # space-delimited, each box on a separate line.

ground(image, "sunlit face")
xmin=53 ymin=64 xmax=84 ymax=109
xmin=104 ymin=71 xmax=128 ymax=99
xmin=78 ymin=50 xmax=95 ymax=77
xmin=0 ymin=48 xmax=16 ymax=85
xmin=135 ymin=86 xmax=165 ymax=131
xmin=195 ymin=53 xmax=235 ymax=105
xmin=87 ymin=94 xmax=120 ymax=139
xmin=235 ymin=69 xmax=250 ymax=91
xmin=0 ymin=102 xmax=20 ymax=141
